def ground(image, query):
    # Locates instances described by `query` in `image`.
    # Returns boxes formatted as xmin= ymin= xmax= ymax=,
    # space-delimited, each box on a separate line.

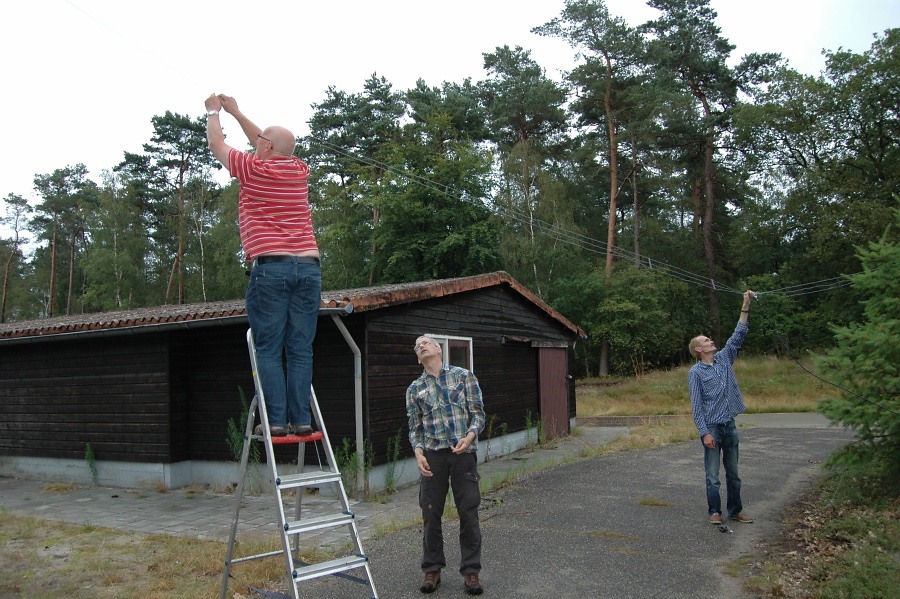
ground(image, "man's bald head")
xmin=262 ymin=126 xmax=296 ymax=156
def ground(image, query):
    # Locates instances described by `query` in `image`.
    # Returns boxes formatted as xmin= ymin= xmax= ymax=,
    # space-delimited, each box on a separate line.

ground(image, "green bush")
xmin=817 ymin=207 xmax=900 ymax=485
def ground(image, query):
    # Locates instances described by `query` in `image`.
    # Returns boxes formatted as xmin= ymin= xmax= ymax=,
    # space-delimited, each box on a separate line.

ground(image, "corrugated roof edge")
xmin=0 ymin=271 xmax=585 ymax=342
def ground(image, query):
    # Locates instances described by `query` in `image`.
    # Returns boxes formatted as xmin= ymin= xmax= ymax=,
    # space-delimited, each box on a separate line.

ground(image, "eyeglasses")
xmin=413 ymin=340 xmax=434 ymax=352
xmin=256 ymin=133 xmax=271 ymax=143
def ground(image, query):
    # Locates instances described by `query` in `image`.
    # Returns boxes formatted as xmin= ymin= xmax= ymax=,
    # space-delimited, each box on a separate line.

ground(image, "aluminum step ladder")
xmin=220 ymin=329 xmax=378 ymax=599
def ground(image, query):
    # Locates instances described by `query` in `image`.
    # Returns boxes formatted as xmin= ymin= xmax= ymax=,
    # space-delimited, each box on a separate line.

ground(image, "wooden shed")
xmin=0 ymin=271 xmax=584 ymax=492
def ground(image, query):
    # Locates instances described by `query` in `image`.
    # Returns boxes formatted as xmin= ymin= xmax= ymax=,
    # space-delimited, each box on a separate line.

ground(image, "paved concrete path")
xmin=291 ymin=414 xmax=854 ymax=599
xmin=0 ymin=426 xmax=629 ymax=549
xmin=0 ymin=414 xmax=853 ymax=598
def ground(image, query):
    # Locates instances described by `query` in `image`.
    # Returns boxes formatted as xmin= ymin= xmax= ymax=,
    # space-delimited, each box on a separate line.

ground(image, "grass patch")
xmin=743 ymin=458 xmax=899 ymax=598
xmin=637 ymin=497 xmax=674 ymax=508
xmin=42 ymin=482 xmax=78 ymax=493
xmin=576 ymin=355 xmax=837 ymax=417
xmin=0 ymin=511 xmax=336 ymax=599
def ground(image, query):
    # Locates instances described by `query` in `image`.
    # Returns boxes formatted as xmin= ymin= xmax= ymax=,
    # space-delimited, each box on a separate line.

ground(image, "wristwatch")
xmin=207 ymin=110 xmax=220 ymax=116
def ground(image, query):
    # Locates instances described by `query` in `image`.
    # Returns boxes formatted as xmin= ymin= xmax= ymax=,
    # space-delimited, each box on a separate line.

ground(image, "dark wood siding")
xmin=0 ymin=334 xmax=170 ymax=462
xmin=365 ymin=330 xmax=431 ymax=466
xmin=169 ymin=317 xmax=364 ymax=465
xmin=169 ymin=324 xmax=255 ymax=462
xmin=306 ymin=315 xmax=363 ymax=465
xmin=363 ymin=286 xmax=571 ymax=464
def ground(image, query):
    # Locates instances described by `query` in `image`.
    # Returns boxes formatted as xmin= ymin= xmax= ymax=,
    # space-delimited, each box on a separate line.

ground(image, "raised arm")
xmin=218 ymin=94 xmax=262 ymax=146
xmin=204 ymin=94 xmax=231 ymax=166
xmin=739 ymin=290 xmax=753 ymax=325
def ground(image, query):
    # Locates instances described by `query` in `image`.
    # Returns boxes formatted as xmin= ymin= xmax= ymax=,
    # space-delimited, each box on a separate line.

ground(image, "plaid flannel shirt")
xmin=407 ymin=364 xmax=486 ymax=453
xmin=688 ymin=321 xmax=749 ymax=437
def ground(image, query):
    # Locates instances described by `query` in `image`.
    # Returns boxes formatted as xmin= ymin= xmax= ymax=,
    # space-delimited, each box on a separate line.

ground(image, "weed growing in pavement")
xmin=524 ymin=410 xmax=543 ymax=448
xmin=384 ymin=428 xmax=405 ymax=494
xmin=637 ymin=497 xmax=675 ymax=508
xmin=84 ymin=442 xmax=98 ymax=485
xmin=226 ymin=387 xmax=260 ymax=463
xmin=336 ymin=437 xmax=374 ymax=498
xmin=483 ymin=413 xmax=498 ymax=460
xmin=43 ymin=482 xmax=78 ymax=493
xmin=225 ymin=387 xmax=267 ymax=493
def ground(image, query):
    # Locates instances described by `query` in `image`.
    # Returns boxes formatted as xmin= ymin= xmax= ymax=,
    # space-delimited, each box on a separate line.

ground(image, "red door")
xmin=538 ymin=347 xmax=569 ymax=439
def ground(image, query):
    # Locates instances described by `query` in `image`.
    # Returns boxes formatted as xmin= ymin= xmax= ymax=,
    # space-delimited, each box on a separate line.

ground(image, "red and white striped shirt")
xmin=228 ymin=148 xmax=319 ymax=261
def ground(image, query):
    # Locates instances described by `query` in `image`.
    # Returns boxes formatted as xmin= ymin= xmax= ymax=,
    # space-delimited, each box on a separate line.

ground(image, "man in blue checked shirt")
xmin=688 ymin=290 xmax=756 ymax=527
xmin=407 ymin=335 xmax=486 ymax=595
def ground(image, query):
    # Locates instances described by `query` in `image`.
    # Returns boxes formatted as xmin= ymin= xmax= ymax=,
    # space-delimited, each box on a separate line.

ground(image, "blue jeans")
xmin=703 ymin=419 xmax=743 ymax=517
xmin=245 ymin=259 xmax=321 ymax=428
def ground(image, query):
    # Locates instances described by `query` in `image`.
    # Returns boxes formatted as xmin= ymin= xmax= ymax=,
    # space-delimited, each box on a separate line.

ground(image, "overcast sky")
xmin=1 ymin=0 xmax=896 ymax=218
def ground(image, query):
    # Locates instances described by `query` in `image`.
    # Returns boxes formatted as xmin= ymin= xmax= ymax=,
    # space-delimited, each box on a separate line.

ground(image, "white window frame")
xmin=424 ymin=334 xmax=474 ymax=372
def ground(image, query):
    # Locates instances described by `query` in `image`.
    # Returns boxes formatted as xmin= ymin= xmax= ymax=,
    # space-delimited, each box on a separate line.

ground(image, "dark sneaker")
xmin=420 ymin=570 xmax=440 ymax=593
xmin=464 ymin=572 xmax=483 ymax=595
xmin=253 ymin=424 xmax=287 ymax=437
xmin=731 ymin=512 xmax=754 ymax=523
xmin=708 ymin=513 xmax=722 ymax=524
xmin=289 ymin=424 xmax=314 ymax=435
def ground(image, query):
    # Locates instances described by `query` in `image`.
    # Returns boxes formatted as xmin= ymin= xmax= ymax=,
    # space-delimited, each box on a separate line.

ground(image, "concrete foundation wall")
xmin=0 ymin=429 xmax=538 ymax=494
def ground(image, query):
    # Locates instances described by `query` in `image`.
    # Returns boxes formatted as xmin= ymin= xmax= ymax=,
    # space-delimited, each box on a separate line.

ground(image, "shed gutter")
xmin=329 ymin=310 xmax=365 ymax=501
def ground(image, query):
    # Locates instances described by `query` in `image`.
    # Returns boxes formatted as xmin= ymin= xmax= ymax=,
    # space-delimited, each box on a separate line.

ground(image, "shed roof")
xmin=0 ymin=271 xmax=584 ymax=343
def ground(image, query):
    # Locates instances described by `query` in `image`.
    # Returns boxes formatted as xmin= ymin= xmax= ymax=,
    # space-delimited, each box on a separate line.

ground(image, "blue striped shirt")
xmin=406 ymin=365 xmax=486 ymax=453
xmin=688 ymin=322 xmax=749 ymax=437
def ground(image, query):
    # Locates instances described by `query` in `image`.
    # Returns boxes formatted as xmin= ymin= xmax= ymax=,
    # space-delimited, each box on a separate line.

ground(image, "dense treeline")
xmin=1 ymin=1 xmax=897 ymax=377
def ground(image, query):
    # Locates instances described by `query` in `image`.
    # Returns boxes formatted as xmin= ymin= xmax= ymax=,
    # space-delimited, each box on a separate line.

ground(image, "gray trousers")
xmin=419 ymin=449 xmax=482 ymax=575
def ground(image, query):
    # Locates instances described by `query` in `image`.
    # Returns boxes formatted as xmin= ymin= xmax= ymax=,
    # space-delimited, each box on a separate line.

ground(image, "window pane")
xmin=448 ymin=339 xmax=471 ymax=370
xmin=449 ymin=346 xmax=469 ymax=368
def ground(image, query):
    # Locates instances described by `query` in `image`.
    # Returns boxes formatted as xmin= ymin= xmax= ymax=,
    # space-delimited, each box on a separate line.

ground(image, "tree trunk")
xmin=1 ymin=252 xmax=12 ymax=323
xmin=522 ymin=139 xmax=542 ymax=298
xmin=178 ymin=192 xmax=186 ymax=305
xmin=66 ymin=231 xmax=77 ymax=315
xmin=600 ymin=53 xmax=617 ymax=377
xmin=699 ymin=92 xmax=721 ymax=339
xmin=193 ymin=188 xmax=209 ymax=303
xmin=691 ymin=176 xmax=702 ymax=241
xmin=368 ymin=205 xmax=380 ymax=286
xmin=47 ymin=228 xmax=58 ymax=317
xmin=113 ymin=228 xmax=122 ymax=309
xmin=165 ymin=256 xmax=179 ymax=304
xmin=0 ymin=225 xmax=19 ymax=323
xmin=631 ymin=131 xmax=641 ymax=267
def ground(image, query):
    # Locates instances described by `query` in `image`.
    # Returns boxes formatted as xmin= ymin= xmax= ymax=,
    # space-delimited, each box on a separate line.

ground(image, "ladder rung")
xmin=285 ymin=511 xmax=355 ymax=535
xmin=276 ymin=470 xmax=342 ymax=489
xmin=227 ymin=548 xmax=284 ymax=565
xmin=293 ymin=554 xmax=369 ymax=582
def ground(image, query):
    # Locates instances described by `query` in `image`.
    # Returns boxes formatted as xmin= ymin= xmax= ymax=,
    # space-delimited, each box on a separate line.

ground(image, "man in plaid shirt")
xmin=407 ymin=336 xmax=486 ymax=595
xmin=688 ymin=290 xmax=756 ymax=526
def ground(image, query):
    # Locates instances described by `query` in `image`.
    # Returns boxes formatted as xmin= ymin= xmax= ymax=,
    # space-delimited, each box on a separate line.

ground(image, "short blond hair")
xmin=688 ymin=335 xmax=706 ymax=359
